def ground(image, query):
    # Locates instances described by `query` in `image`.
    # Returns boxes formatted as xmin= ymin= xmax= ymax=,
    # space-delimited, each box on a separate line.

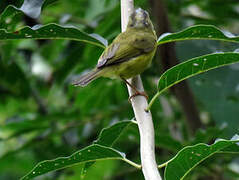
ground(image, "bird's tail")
xmin=72 ymin=68 xmax=102 ymax=87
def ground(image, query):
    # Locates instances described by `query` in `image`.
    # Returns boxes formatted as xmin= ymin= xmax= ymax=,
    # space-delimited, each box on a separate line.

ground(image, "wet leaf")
xmin=148 ymin=53 xmax=239 ymax=109
xmin=165 ymin=138 xmax=239 ymax=180
xmin=158 ymin=25 xmax=239 ymax=45
xmin=158 ymin=53 xmax=239 ymax=94
xmin=0 ymin=23 xmax=105 ymax=48
xmin=94 ymin=120 xmax=134 ymax=146
xmin=21 ymin=144 xmax=125 ymax=180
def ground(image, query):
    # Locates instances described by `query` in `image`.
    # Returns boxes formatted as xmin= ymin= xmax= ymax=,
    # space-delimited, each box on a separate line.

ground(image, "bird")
xmin=73 ymin=8 xmax=157 ymax=99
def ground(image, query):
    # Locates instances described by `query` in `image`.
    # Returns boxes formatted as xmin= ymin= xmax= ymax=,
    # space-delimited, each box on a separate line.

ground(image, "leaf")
xmin=0 ymin=120 xmax=48 ymax=140
xmin=0 ymin=5 xmax=22 ymax=31
xmin=82 ymin=120 xmax=134 ymax=176
xmin=0 ymin=4 xmax=107 ymax=47
xmin=90 ymin=33 xmax=108 ymax=47
xmin=0 ymin=60 xmax=31 ymax=97
xmin=165 ymin=138 xmax=239 ymax=180
xmin=22 ymin=121 xmax=139 ymax=179
xmin=221 ymin=135 xmax=239 ymax=153
xmin=21 ymin=144 xmax=125 ymax=180
xmin=148 ymin=53 xmax=239 ymax=109
xmin=94 ymin=120 xmax=134 ymax=146
xmin=0 ymin=23 xmax=105 ymax=48
xmin=20 ymin=0 xmax=45 ymax=19
xmin=0 ymin=41 xmax=18 ymax=65
xmin=220 ymin=143 xmax=239 ymax=153
xmin=158 ymin=53 xmax=239 ymax=93
xmin=157 ymin=25 xmax=239 ymax=45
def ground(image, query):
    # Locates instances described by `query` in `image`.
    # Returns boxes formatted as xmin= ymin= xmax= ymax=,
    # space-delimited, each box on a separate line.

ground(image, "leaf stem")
xmin=146 ymin=91 xmax=162 ymax=111
xmin=123 ymin=158 xmax=142 ymax=169
xmin=158 ymin=159 xmax=172 ymax=169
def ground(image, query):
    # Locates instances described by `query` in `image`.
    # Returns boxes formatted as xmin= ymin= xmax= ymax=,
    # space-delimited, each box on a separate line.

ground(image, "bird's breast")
xmin=101 ymin=50 xmax=156 ymax=79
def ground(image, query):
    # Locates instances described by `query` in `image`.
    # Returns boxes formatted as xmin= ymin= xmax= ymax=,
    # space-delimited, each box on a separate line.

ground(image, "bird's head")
xmin=127 ymin=8 xmax=154 ymax=30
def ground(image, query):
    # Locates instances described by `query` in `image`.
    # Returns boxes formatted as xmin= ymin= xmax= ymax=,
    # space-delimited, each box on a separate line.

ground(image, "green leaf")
xmin=157 ymin=25 xmax=239 ymax=45
xmin=220 ymin=135 xmax=239 ymax=153
xmin=158 ymin=53 xmax=239 ymax=93
xmin=165 ymin=138 xmax=239 ymax=180
xmin=0 ymin=41 xmax=19 ymax=65
xmin=0 ymin=23 xmax=105 ymax=48
xmin=0 ymin=120 xmax=48 ymax=140
xmin=94 ymin=120 xmax=135 ymax=146
xmin=83 ymin=120 xmax=135 ymax=176
xmin=0 ymin=5 xmax=107 ymax=47
xmin=0 ymin=5 xmax=22 ymax=31
xmin=148 ymin=53 xmax=239 ymax=110
xmin=21 ymin=144 xmax=125 ymax=180
xmin=220 ymin=143 xmax=239 ymax=153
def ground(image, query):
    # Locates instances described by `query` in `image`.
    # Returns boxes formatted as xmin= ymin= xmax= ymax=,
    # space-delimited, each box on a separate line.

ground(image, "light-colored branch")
xmin=120 ymin=1 xmax=162 ymax=180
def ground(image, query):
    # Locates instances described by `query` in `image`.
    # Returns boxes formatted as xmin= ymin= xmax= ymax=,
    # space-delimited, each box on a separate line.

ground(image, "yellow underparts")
xmin=100 ymin=50 xmax=156 ymax=79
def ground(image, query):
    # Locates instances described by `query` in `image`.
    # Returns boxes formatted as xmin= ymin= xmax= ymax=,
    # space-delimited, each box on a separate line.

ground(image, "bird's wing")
xmin=97 ymin=33 xmax=156 ymax=68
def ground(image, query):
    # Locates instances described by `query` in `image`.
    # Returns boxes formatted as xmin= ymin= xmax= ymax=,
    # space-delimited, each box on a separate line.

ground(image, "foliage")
xmin=0 ymin=0 xmax=239 ymax=180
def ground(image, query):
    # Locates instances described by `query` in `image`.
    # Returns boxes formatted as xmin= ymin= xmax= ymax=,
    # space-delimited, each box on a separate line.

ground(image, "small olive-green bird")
xmin=73 ymin=8 xmax=157 ymax=95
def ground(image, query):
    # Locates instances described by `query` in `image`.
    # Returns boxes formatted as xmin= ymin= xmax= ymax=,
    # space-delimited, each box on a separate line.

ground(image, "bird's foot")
xmin=128 ymin=91 xmax=148 ymax=102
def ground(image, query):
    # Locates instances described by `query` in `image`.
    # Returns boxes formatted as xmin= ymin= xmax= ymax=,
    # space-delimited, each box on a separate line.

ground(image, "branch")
xmin=120 ymin=1 xmax=162 ymax=180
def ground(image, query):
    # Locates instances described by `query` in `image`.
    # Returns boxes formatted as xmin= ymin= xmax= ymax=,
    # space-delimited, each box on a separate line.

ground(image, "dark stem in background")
xmin=149 ymin=0 xmax=203 ymax=134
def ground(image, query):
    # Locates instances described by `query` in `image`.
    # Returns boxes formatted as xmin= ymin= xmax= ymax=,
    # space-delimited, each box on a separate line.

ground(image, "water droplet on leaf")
xmin=25 ymin=33 xmax=32 ymax=38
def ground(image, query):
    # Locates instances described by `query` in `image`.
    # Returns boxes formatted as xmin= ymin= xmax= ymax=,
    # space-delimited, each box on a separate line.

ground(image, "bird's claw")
xmin=128 ymin=91 xmax=148 ymax=103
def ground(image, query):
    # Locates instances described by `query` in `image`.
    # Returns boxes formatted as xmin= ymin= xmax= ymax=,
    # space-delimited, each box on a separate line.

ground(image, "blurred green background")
xmin=0 ymin=0 xmax=239 ymax=179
